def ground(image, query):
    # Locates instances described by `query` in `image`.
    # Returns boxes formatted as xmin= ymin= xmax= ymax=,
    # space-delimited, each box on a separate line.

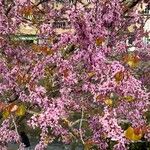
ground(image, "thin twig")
xmin=124 ymin=0 xmax=142 ymax=13
xmin=79 ymin=107 xmax=84 ymax=145
xmin=71 ymin=119 xmax=88 ymax=127
xmin=35 ymin=0 xmax=49 ymax=7
xmin=27 ymin=110 xmax=40 ymax=115
xmin=11 ymin=115 xmax=21 ymax=144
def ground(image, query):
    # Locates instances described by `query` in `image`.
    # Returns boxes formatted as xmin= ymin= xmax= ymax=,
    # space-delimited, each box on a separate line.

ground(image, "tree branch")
xmin=36 ymin=0 xmax=50 ymax=7
xmin=124 ymin=0 xmax=142 ymax=13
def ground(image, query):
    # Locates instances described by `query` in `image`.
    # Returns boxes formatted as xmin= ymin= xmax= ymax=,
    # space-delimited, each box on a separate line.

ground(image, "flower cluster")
xmin=0 ymin=0 xmax=149 ymax=149
xmin=0 ymin=120 xmax=20 ymax=145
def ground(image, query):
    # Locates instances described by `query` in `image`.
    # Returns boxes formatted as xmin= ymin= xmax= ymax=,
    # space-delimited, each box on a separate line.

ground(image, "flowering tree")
xmin=0 ymin=0 xmax=150 ymax=149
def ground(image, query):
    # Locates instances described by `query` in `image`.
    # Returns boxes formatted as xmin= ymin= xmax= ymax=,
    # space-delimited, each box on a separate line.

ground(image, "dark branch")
xmin=36 ymin=0 xmax=50 ymax=7
xmin=124 ymin=0 xmax=142 ymax=13
xmin=2 ymin=0 xmax=15 ymax=16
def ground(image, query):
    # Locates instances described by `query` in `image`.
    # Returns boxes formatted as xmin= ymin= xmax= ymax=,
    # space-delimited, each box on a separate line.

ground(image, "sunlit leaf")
xmin=104 ymin=98 xmax=113 ymax=106
xmin=44 ymin=136 xmax=50 ymax=145
xmin=123 ymin=53 xmax=140 ymax=68
xmin=127 ymin=24 xmax=136 ymax=33
xmin=60 ymin=118 xmax=70 ymax=128
xmin=87 ymin=72 xmax=95 ymax=78
xmin=2 ymin=109 xmax=10 ymax=119
xmin=123 ymin=95 xmax=135 ymax=102
xmin=124 ymin=127 xmax=143 ymax=141
xmin=16 ymin=105 xmax=26 ymax=116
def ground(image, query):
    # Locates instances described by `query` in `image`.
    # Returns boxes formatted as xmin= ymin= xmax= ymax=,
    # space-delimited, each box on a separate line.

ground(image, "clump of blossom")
xmin=0 ymin=0 xmax=150 ymax=149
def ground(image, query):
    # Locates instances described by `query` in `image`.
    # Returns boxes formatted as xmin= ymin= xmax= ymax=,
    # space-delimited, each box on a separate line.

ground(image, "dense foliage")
xmin=0 ymin=0 xmax=150 ymax=149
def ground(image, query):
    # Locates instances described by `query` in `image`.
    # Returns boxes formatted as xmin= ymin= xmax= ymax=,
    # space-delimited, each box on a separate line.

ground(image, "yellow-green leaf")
xmin=124 ymin=95 xmax=135 ymax=102
xmin=16 ymin=105 xmax=26 ymax=116
xmin=104 ymin=98 xmax=113 ymax=106
xmin=123 ymin=53 xmax=140 ymax=68
xmin=124 ymin=127 xmax=142 ymax=141
xmin=2 ymin=109 xmax=10 ymax=119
